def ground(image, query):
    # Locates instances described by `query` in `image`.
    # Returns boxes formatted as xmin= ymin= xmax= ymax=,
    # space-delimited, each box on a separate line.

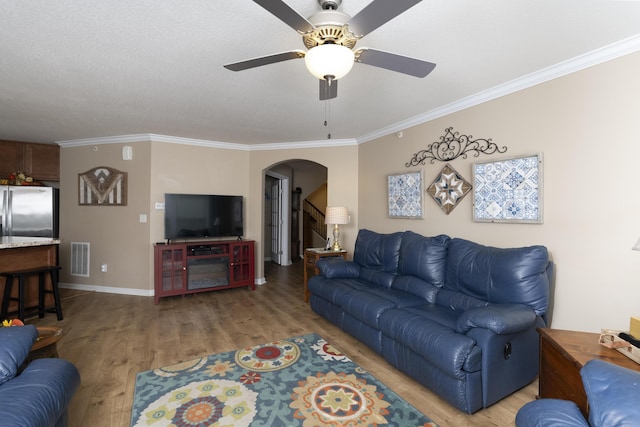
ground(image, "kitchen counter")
xmin=0 ymin=236 xmax=61 ymax=250
xmin=0 ymin=237 xmax=60 ymax=318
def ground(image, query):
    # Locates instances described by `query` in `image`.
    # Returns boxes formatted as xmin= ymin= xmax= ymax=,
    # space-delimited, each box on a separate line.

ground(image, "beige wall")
xmin=59 ymin=141 xmax=152 ymax=292
xmin=359 ymin=51 xmax=640 ymax=332
xmin=59 ymin=138 xmax=356 ymax=293
xmin=249 ymin=145 xmax=359 ymax=282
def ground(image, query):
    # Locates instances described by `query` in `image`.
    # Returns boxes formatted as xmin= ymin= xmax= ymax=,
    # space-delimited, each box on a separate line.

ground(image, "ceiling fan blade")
xmin=355 ymin=48 xmax=435 ymax=77
xmin=319 ymin=79 xmax=338 ymax=100
xmin=224 ymin=50 xmax=306 ymax=71
xmin=254 ymin=0 xmax=315 ymax=34
xmin=347 ymin=0 xmax=422 ymax=38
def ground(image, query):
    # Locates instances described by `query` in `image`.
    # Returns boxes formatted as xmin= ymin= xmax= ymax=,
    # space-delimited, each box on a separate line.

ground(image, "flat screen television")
xmin=164 ymin=194 xmax=244 ymax=240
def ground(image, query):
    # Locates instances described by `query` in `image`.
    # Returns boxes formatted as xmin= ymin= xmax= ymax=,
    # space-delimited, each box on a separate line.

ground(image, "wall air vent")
xmin=70 ymin=242 xmax=90 ymax=277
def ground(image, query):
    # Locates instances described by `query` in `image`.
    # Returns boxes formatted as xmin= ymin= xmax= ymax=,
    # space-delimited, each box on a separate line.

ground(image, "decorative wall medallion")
xmin=426 ymin=164 xmax=471 ymax=215
xmin=406 ymin=127 xmax=507 ymax=166
xmin=387 ymin=171 xmax=423 ymax=218
xmin=78 ymin=166 xmax=128 ymax=206
xmin=473 ymin=154 xmax=543 ymax=223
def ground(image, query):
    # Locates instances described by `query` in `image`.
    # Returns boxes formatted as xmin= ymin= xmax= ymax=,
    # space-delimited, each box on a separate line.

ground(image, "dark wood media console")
xmin=154 ymin=239 xmax=254 ymax=304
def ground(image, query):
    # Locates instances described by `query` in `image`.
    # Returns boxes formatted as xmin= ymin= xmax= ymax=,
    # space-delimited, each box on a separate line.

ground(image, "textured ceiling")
xmin=1 ymin=0 xmax=639 ymax=146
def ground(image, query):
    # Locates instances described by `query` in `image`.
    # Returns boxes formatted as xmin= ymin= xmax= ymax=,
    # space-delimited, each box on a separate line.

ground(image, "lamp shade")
xmin=304 ymin=44 xmax=354 ymax=80
xmin=325 ymin=206 xmax=349 ymax=225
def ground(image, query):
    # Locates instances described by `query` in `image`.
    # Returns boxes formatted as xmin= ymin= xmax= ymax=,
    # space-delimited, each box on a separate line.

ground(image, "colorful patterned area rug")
xmin=131 ymin=333 xmax=438 ymax=426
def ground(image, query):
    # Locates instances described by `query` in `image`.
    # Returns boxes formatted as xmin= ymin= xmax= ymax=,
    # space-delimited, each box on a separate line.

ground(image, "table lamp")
xmin=325 ymin=206 xmax=349 ymax=251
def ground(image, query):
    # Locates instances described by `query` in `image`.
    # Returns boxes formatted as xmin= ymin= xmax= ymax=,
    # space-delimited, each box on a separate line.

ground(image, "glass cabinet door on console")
xmin=155 ymin=246 xmax=186 ymax=303
xmin=230 ymin=242 xmax=255 ymax=288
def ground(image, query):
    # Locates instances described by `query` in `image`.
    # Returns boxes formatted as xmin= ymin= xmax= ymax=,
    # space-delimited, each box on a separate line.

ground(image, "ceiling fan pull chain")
xmin=324 ymin=94 xmax=332 ymax=139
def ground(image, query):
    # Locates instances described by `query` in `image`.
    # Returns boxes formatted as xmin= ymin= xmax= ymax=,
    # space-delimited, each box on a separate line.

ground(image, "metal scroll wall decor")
xmin=405 ymin=127 xmax=507 ymax=167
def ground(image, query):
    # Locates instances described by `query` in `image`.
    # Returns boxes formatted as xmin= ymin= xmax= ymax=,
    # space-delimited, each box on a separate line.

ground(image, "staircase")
xmin=302 ymin=183 xmax=327 ymax=249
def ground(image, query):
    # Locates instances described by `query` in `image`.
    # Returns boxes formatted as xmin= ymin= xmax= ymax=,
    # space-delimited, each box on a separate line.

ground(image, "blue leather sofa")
xmin=516 ymin=359 xmax=640 ymax=426
xmin=0 ymin=324 xmax=80 ymax=427
xmin=308 ymin=229 xmax=552 ymax=413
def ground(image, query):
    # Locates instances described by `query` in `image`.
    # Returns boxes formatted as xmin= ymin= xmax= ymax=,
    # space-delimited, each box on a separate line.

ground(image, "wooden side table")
xmin=303 ymin=248 xmax=347 ymax=303
xmin=538 ymin=328 xmax=640 ymax=418
xmin=28 ymin=326 xmax=63 ymax=363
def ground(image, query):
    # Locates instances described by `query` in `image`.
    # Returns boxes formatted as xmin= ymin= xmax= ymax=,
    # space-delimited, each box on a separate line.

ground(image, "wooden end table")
xmin=28 ymin=326 xmax=63 ymax=363
xmin=538 ymin=328 xmax=640 ymax=418
xmin=303 ymin=248 xmax=347 ymax=303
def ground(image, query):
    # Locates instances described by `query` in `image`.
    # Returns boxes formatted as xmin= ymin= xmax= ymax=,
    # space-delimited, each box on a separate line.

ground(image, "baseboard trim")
xmin=60 ymin=279 xmax=268 ymax=295
xmin=59 ymin=282 xmax=153 ymax=297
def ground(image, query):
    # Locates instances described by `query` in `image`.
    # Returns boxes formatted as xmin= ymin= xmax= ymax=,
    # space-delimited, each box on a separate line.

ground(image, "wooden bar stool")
xmin=0 ymin=266 xmax=63 ymax=321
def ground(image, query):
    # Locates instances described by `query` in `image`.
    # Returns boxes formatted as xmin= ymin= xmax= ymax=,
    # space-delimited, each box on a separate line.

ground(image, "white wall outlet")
xmin=100 ymin=264 xmax=108 ymax=272
xmin=155 ymin=202 xmax=165 ymax=210
xmin=139 ymin=214 xmax=147 ymax=223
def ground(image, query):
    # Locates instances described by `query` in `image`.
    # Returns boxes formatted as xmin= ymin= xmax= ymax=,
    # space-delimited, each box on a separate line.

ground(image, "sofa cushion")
xmin=398 ymin=231 xmax=449 ymax=286
xmin=308 ymin=276 xmax=369 ymax=305
xmin=0 ymin=324 xmax=38 ymax=385
xmin=390 ymin=275 xmax=439 ymax=302
xmin=445 ymin=238 xmax=550 ymax=315
xmin=359 ymin=267 xmax=396 ymax=288
xmin=388 ymin=303 xmax=461 ymax=330
xmin=379 ymin=308 xmax=479 ymax=377
xmin=353 ymin=229 xmax=403 ymax=274
xmin=341 ymin=288 xmax=421 ymax=328
xmin=436 ymin=288 xmax=488 ymax=312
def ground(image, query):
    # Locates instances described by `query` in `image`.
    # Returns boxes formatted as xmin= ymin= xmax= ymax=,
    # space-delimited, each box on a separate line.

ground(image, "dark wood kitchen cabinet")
xmin=0 ymin=140 xmax=60 ymax=181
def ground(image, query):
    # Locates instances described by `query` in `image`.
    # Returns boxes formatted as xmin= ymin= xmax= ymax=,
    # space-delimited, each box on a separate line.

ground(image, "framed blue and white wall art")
xmin=473 ymin=154 xmax=543 ymax=223
xmin=388 ymin=171 xmax=423 ymax=218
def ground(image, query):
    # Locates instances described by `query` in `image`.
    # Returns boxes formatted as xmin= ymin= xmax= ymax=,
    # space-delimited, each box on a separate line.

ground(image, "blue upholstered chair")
xmin=516 ymin=359 xmax=640 ymax=427
xmin=0 ymin=324 xmax=80 ymax=427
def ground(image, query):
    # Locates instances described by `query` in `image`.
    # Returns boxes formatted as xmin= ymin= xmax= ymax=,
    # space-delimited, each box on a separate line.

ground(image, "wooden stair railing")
xmin=303 ymin=200 xmax=325 ymax=249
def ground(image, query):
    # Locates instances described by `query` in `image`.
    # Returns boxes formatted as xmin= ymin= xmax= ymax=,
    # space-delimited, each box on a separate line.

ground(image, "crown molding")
xmin=357 ymin=34 xmax=640 ymax=144
xmin=57 ymin=133 xmax=357 ymax=150
xmin=57 ymin=133 xmax=251 ymax=150
xmin=249 ymin=138 xmax=357 ymax=151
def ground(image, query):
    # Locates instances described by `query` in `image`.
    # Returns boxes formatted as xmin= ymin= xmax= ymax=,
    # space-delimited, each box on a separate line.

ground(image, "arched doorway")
xmin=264 ymin=160 xmax=328 ymax=267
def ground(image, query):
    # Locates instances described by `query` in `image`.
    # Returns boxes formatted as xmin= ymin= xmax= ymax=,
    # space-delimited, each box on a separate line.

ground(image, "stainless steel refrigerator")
xmin=0 ymin=186 xmax=59 ymax=238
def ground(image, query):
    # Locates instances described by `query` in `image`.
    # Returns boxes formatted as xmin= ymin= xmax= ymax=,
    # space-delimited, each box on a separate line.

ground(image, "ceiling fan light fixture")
xmin=304 ymin=44 xmax=354 ymax=80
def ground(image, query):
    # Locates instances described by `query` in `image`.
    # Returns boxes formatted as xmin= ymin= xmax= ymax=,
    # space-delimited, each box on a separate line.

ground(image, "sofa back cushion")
xmin=391 ymin=275 xmax=440 ymax=302
xmin=398 ymin=231 xmax=449 ymax=286
xmin=353 ymin=229 xmax=403 ymax=274
xmin=445 ymin=238 xmax=550 ymax=315
xmin=436 ymin=288 xmax=489 ymax=312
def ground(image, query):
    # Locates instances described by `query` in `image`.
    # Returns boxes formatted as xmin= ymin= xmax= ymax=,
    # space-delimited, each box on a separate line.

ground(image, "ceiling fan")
xmin=224 ymin=0 xmax=436 ymax=100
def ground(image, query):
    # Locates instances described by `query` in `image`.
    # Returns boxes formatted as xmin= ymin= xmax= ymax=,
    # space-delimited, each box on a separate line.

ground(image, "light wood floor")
xmin=32 ymin=260 xmax=537 ymax=426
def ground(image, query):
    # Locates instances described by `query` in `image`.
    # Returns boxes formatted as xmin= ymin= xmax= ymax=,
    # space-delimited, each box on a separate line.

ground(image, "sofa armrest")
xmin=515 ymin=399 xmax=589 ymax=427
xmin=457 ymin=304 xmax=536 ymax=335
xmin=582 ymin=359 xmax=640 ymax=426
xmin=317 ymin=258 xmax=360 ymax=278
xmin=0 ymin=358 xmax=81 ymax=426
